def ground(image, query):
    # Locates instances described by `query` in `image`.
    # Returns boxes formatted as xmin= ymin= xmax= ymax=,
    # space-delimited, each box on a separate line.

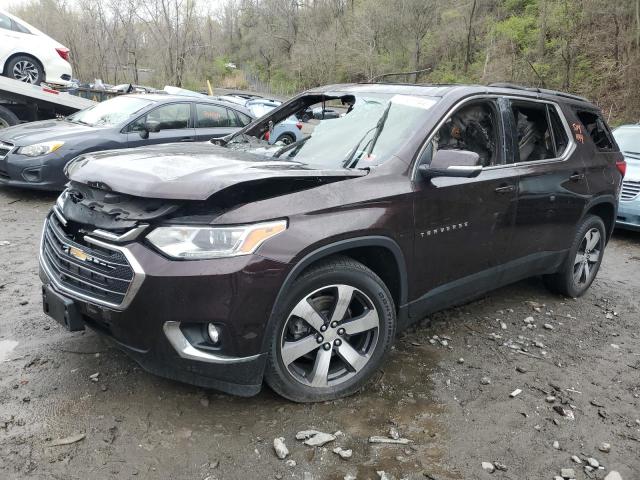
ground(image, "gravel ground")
xmin=0 ymin=186 xmax=639 ymax=480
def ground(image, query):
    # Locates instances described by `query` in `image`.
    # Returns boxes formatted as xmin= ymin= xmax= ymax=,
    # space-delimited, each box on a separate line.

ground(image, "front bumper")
xmin=0 ymin=149 xmax=68 ymax=190
xmin=616 ymin=199 xmax=640 ymax=231
xmin=39 ymin=214 xmax=288 ymax=396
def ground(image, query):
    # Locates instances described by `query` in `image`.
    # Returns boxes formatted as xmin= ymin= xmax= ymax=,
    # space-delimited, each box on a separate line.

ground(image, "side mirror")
xmin=137 ymin=121 xmax=161 ymax=140
xmin=419 ymin=149 xmax=483 ymax=179
xmin=145 ymin=121 xmax=161 ymax=133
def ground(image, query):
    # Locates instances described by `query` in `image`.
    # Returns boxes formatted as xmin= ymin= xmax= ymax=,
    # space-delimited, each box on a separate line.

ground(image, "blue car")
xmin=245 ymin=98 xmax=303 ymax=145
xmin=613 ymin=125 xmax=640 ymax=231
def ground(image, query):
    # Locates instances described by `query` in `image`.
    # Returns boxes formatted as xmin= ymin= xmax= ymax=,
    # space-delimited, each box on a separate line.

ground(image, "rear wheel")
xmin=265 ymin=257 xmax=396 ymax=402
xmin=275 ymin=133 xmax=295 ymax=145
xmin=544 ymin=215 xmax=606 ymax=297
xmin=6 ymin=55 xmax=44 ymax=85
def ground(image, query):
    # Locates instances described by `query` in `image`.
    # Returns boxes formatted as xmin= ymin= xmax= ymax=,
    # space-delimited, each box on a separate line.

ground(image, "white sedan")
xmin=0 ymin=9 xmax=72 ymax=86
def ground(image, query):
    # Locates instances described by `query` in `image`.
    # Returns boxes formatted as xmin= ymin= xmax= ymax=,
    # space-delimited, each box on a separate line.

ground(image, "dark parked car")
xmin=40 ymin=83 xmax=625 ymax=402
xmin=0 ymin=94 xmax=253 ymax=190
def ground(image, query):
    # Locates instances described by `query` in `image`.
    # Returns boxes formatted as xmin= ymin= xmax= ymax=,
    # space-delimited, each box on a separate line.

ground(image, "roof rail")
xmin=488 ymin=82 xmax=590 ymax=103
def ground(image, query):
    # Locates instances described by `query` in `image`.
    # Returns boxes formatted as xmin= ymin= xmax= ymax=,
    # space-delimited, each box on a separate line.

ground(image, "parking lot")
xmin=0 ymin=186 xmax=638 ymax=479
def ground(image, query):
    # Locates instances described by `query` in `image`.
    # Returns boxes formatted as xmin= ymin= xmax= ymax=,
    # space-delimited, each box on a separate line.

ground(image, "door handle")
xmin=495 ymin=184 xmax=516 ymax=194
xmin=570 ymin=172 xmax=585 ymax=181
xmin=180 ymin=137 xmax=195 ymax=142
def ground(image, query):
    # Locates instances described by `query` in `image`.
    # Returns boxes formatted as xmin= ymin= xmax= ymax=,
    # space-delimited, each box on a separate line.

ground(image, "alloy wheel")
xmin=12 ymin=61 xmax=39 ymax=83
xmin=280 ymin=284 xmax=380 ymax=388
xmin=573 ymin=227 xmax=601 ymax=286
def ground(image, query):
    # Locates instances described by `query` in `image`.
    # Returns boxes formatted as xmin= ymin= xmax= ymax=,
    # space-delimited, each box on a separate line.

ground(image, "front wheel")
xmin=265 ymin=256 xmax=396 ymax=402
xmin=544 ymin=215 xmax=606 ymax=297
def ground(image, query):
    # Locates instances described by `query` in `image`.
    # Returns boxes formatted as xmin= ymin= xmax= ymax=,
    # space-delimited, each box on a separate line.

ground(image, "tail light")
xmin=56 ymin=48 xmax=70 ymax=61
xmin=264 ymin=131 xmax=270 ymax=142
xmin=616 ymin=159 xmax=626 ymax=178
xmin=296 ymin=122 xmax=302 ymax=130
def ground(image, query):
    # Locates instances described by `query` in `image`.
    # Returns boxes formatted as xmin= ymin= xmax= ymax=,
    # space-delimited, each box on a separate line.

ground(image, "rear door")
xmin=504 ymin=98 xmax=588 ymax=267
xmin=126 ymin=102 xmax=195 ymax=147
xmin=410 ymin=97 xmax=519 ymax=316
xmin=193 ymin=103 xmax=250 ymax=141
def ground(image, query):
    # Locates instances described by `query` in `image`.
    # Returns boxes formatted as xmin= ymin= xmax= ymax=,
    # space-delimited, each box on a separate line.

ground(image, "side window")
xmin=432 ymin=101 xmax=498 ymax=167
xmin=233 ymin=110 xmax=253 ymax=127
xmin=575 ymin=110 xmax=616 ymax=151
xmin=11 ymin=20 xmax=31 ymax=34
xmin=548 ymin=106 xmax=569 ymax=156
xmin=130 ymin=103 xmax=191 ymax=131
xmin=196 ymin=104 xmax=232 ymax=128
xmin=510 ymin=101 xmax=570 ymax=162
xmin=0 ymin=14 xmax=12 ymax=31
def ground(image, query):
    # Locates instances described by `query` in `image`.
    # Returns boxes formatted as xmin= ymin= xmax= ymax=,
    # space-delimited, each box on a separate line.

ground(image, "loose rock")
xmin=273 ymin=437 xmax=289 ymax=459
xmin=369 ymin=435 xmax=411 ymax=445
xmin=480 ymin=377 xmax=491 ymax=385
xmin=604 ymin=472 xmax=623 ymax=480
xmin=571 ymin=455 xmax=582 ymax=464
xmin=587 ymin=457 xmax=599 ymax=468
xmin=560 ymin=468 xmax=575 ymax=478
xmin=509 ymin=389 xmax=522 ymax=398
xmin=333 ymin=446 xmax=352 ymax=459
xmin=481 ymin=461 xmax=495 ymax=473
xmin=303 ymin=432 xmax=335 ymax=447
xmin=599 ymin=442 xmax=611 ymax=453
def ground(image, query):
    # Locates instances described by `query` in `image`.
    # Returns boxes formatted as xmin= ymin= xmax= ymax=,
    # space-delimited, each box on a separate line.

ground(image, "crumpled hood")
xmin=66 ymin=142 xmax=367 ymax=200
xmin=0 ymin=119 xmax=100 ymax=146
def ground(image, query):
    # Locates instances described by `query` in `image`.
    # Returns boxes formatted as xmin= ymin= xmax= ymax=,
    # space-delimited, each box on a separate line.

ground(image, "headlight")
xmin=146 ymin=220 xmax=287 ymax=259
xmin=18 ymin=141 xmax=65 ymax=157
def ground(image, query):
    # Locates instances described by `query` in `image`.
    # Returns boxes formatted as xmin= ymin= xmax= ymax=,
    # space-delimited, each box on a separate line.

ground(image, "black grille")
xmin=620 ymin=180 xmax=640 ymax=201
xmin=42 ymin=213 xmax=134 ymax=305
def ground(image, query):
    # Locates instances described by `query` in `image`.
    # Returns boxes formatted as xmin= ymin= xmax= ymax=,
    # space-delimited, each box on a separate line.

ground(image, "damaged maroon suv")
xmin=39 ymin=83 xmax=625 ymax=402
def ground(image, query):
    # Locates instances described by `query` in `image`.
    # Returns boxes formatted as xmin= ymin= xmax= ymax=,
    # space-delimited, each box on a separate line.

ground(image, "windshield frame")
xmin=221 ymin=89 xmax=440 ymax=170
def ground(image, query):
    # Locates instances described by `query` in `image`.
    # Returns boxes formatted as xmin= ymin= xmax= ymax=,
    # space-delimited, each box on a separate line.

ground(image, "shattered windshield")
xmin=67 ymin=96 xmax=153 ymax=127
xmin=232 ymin=93 xmax=438 ymax=169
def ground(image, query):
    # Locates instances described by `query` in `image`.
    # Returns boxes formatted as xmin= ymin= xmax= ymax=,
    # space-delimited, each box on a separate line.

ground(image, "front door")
xmin=126 ymin=102 xmax=195 ymax=147
xmin=410 ymin=97 xmax=518 ymax=318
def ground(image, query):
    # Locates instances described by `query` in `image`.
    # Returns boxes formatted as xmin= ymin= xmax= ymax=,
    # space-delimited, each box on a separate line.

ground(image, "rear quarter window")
xmin=574 ymin=110 xmax=617 ymax=152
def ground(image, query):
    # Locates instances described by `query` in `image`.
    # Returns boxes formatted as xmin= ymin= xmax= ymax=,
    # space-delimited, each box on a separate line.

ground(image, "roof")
xmin=303 ymin=82 xmax=596 ymax=107
xmin=125 ymin=93 xmax=253 ymax=116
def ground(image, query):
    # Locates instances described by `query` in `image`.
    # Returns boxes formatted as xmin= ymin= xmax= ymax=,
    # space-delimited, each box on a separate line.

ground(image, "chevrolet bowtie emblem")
xmin=68 ymin=246 xmax=89 ymax=262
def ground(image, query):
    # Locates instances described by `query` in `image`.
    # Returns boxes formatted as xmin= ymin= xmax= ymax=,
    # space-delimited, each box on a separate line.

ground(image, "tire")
xmin=275 ymin=133 xmax=295 ymax=145
xmin=265 ymin=256 xmax=396 ymax=402
xmin=544 ymin=215 xmax=606 ymax=297
xmin=5 ymin=55 xmax=44 ymax=85
xmin=0 ymin=105 xmax=19 ymax=129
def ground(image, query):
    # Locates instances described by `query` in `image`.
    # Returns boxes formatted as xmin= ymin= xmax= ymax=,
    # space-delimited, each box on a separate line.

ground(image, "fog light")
xmin=207 ymin=323 xmax=221 ymax=344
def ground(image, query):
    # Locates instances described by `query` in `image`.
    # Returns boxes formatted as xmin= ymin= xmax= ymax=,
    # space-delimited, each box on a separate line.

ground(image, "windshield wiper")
xmin=342 ymin=102 xmax=392 ymax=169
xmin=273 ymin=136 xmax=311 ymax=158
xmin=623 ymin=150 xmax=640 ymax=157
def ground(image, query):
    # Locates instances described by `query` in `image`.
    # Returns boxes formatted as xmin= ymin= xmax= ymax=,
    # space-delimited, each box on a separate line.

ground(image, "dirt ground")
xmin=0 ymin=186 xmax=638 ymax=480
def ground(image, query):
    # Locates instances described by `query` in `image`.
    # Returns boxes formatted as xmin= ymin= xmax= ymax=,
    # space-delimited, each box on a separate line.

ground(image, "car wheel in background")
xmin=6 ymin=55 xmax=44 ymax=85
xmin=275 ymin=133 xmax=295 ymax=145
xmin=0 ymin=105 xmax=19 ymax=129
xmin=544 ymin=214 xmax=606 ymax=298
xmin=265 ymin=256 xmax=396 ymax=402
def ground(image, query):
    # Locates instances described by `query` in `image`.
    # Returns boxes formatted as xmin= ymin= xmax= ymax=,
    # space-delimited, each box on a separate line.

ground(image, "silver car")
xmin=613 ymin=125 xmax=640 ymax=231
